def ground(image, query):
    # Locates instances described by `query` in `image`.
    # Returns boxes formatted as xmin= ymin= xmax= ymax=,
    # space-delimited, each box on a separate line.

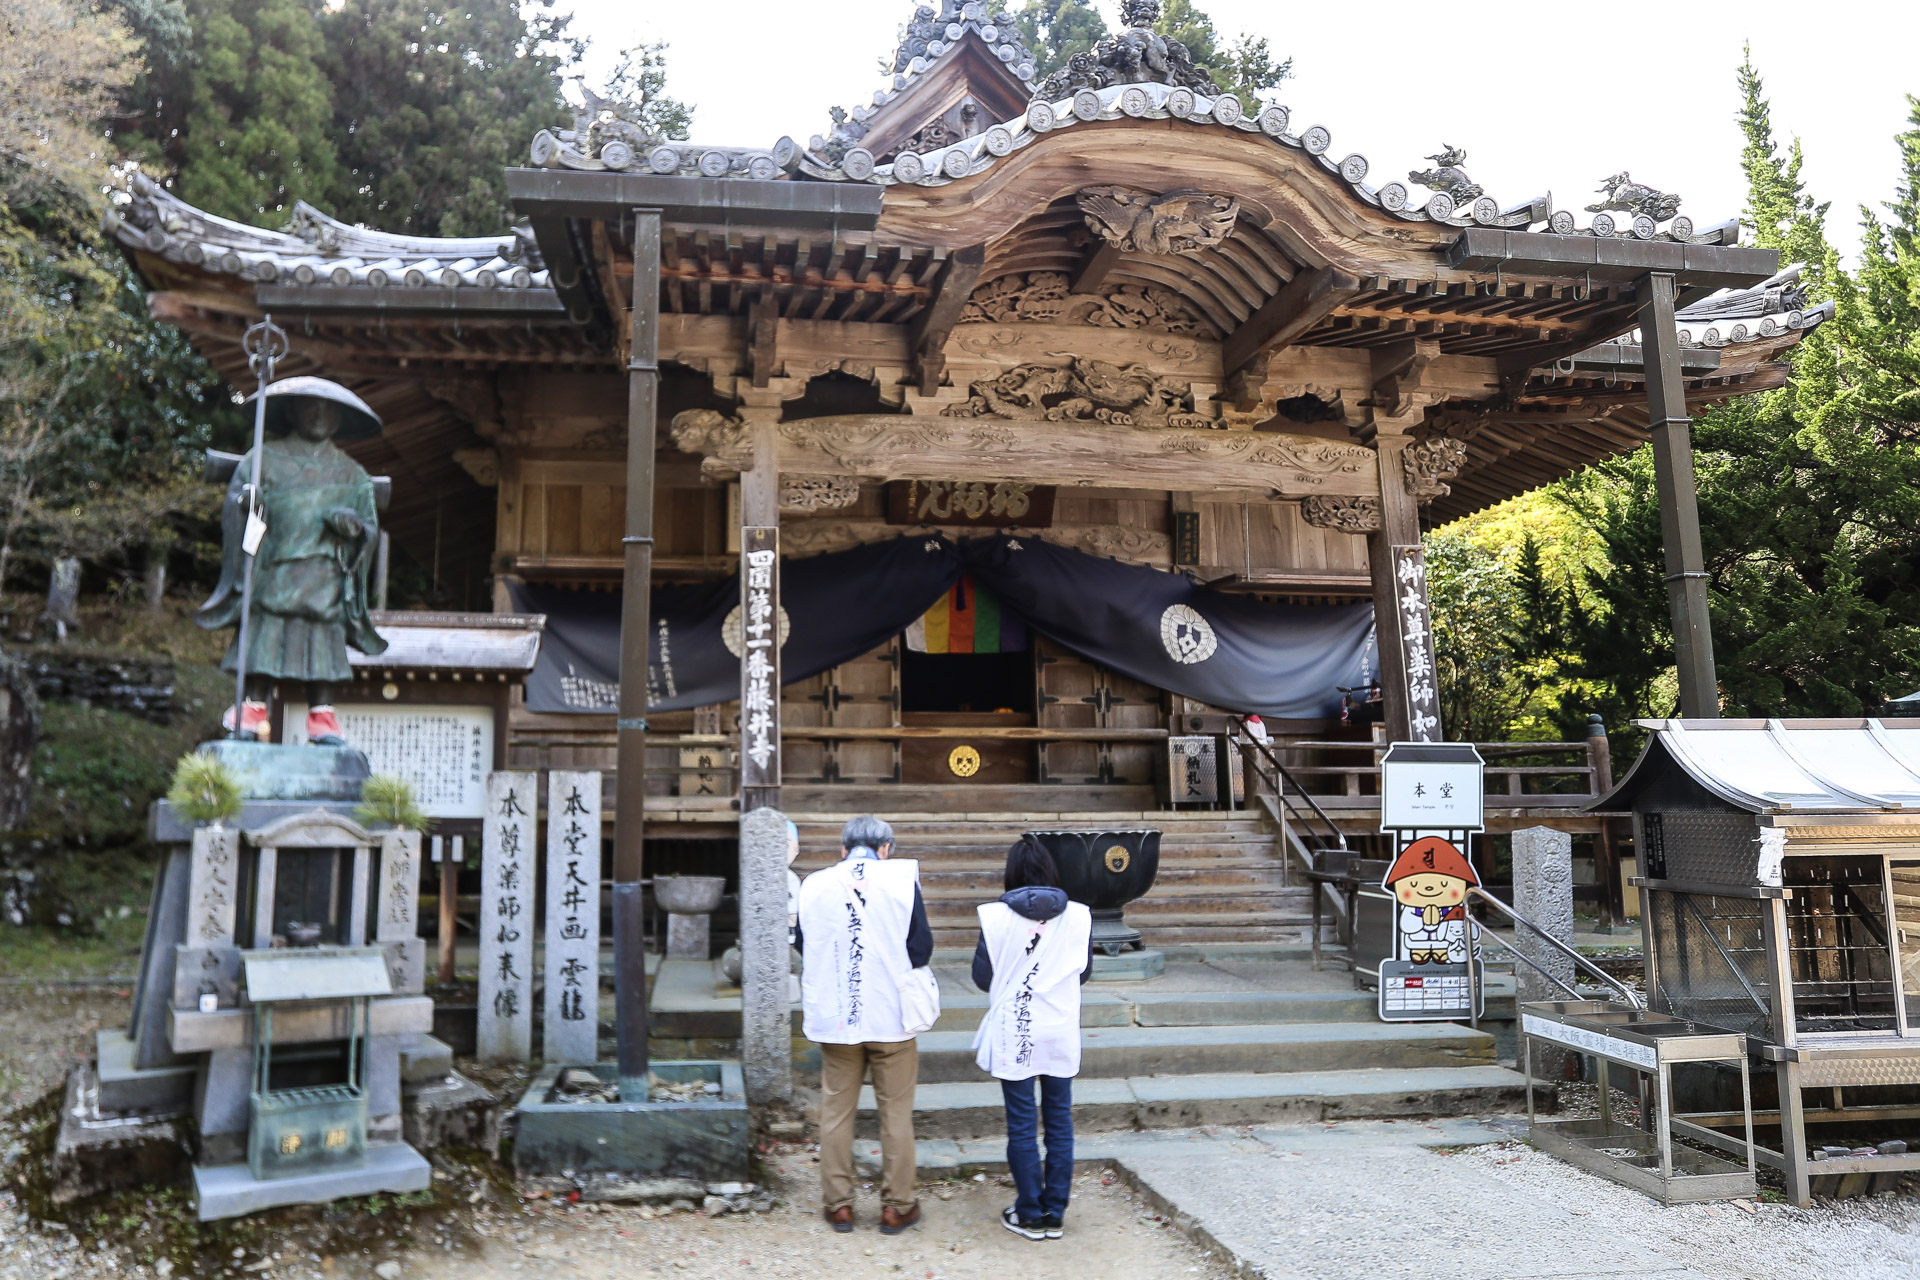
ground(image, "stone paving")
xmin=1099 ymin=1120 xmax=1920 ymax=1280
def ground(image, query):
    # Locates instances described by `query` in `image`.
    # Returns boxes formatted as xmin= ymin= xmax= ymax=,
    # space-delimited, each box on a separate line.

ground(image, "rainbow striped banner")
xmin=905 ymin=573 xmax=1027 ymax=653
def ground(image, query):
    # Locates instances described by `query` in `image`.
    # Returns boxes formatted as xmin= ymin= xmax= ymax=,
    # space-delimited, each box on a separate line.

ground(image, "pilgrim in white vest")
xmin=795 ymin=815 xmax=935 ymax=1235
xmin=970 ymin=836 xmax=1093 ymax=1241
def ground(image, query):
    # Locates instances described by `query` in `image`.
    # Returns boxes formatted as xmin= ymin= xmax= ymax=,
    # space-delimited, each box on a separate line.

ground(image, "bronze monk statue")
xmin=196 ymin=377 xmax=388 ymax=746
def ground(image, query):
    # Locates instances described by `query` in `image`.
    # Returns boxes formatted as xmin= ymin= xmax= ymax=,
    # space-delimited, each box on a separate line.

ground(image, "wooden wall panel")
xmin=1198 ymin=500 xmax=1368 ymax=579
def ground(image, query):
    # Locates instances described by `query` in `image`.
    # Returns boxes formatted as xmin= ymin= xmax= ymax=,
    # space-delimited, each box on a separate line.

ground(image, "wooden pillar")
xmin=613 ymin=207 xmax=662 ymax=1089
xmin=738 ymin=412 xmax=781 ymax=813
xmin=1638 ymin=271 xmax=1718 ymax=719
xmin=1361 ymin=415 xmax=1440 ymax=742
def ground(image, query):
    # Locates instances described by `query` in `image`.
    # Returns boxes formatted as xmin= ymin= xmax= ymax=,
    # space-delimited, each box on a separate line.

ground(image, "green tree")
xmin=596 ymin=41 xmax=693 ymax=147
xmin=0 ymin=0 xmax=230 ymax=599
xmin=319 ymin=0 xmax=580 ymax=236
xmin=168 ymin=0 xmax=339 ymax=220
xmin=1551 ymin=58 xmax=1920 ymax=724
xmin=1012 ymin=0 xmax=1109 ymax=79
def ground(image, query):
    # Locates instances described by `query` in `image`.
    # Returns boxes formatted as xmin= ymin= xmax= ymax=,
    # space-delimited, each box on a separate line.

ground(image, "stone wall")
xmin=18 ymin=648 xmax=174 ymax=722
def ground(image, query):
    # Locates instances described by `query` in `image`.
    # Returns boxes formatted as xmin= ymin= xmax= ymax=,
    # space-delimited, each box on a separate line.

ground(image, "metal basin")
xmin=1024 ymin=829 xmax=1161 ymax=955
xmin=653 ymin=875 xmax=727 ymax=915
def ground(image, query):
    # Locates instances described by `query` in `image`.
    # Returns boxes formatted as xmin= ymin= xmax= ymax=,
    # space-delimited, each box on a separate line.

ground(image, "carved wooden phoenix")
xmin=1077 ymin=186 xmax=1240 ymax=256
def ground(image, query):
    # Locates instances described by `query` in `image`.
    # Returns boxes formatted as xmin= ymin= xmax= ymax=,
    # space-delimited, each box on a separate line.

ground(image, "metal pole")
xmin=1637 ymin=273 xmax=1718 ymax=718
xmin=613 ymin=210 xmax=663 ymax=1094
xmin=231 ymin=316 xmax=287 ymax=737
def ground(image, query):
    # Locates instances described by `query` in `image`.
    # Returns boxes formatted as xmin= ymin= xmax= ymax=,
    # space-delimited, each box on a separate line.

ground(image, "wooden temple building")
xmin=112 ymin=0 xmax=1827 ymax=947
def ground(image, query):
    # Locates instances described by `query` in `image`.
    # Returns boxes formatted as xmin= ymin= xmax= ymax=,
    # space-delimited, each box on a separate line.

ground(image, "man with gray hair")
xmin=794 ymin=814 xmax=933 ymax=1233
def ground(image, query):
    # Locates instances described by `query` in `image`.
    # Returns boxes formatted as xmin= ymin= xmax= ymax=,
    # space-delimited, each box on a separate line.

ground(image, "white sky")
xmin=556 ymin=0 xmax=1918 ymax=265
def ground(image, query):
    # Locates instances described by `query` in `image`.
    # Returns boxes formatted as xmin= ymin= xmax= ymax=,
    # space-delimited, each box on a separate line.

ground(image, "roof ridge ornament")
xmin=1585 ymin=172 xmax=1683 ymax=239
xmin=1034 ymin=0 xmax=1218 ymax=100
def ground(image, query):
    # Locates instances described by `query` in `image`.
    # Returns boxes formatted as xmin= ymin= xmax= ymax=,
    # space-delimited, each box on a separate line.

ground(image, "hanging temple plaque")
xmin=886 ymin=480 xmax=1056 ymax=527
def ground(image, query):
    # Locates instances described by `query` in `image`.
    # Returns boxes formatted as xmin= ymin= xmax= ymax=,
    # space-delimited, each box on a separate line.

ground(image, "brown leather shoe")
xmin=880 ymin=1202 xmax=920 ymax=1235
xmin=824 ymin=1205 xmax=853 ymax=1233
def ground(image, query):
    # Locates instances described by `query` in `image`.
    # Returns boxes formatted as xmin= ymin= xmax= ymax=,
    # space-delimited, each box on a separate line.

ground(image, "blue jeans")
xmin=1001 ymin=1075 xmax=1073 ymax=1222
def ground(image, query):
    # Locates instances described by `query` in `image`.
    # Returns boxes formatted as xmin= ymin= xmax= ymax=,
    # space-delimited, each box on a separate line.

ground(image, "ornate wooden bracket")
xmin=1370 ymin=337 xmax=1442 ymax=417
xmin=1402 ymin=436 xmax=1469 ymax=502
xmin=907 ymin=244 xmax=986 ymax=396
xmin=1300 ymin=495 xmax=1382 ymax=532
xmin=779 ymin=476 xmax=861 ymax=511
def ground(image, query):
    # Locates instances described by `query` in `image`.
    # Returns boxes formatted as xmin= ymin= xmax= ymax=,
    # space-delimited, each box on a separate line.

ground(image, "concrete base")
xmin=50 ymin=1065 xmax=190 ymax=1205
xmin=1091 ymin=949 xmax=1166 ymax=982
xmin=95 ymin=1030 xmax=194 ymax=1115
xmin=511 ymin=1060 xmax=749 ymax=1182
xmin=192 ymin=1141 xmax=430 ymax=1221
xmin=403 ymin=1071 xmax=500 ymax=1156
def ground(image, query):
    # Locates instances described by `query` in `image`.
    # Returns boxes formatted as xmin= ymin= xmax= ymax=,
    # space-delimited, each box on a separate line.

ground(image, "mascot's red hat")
xmin=1383 ymin=836 xmax=1480 ymax=887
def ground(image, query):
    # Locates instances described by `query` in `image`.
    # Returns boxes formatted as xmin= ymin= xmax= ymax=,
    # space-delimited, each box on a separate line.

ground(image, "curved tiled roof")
xmin=1672 ymin=265 xmax=1834 ymax=348
xmin=104 ymin=172 xmax=553 ymax=292
xmin=527 ymin=27 xmax=1724 ymax=248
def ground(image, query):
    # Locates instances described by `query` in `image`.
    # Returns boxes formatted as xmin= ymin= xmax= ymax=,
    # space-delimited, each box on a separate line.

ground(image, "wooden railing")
xmin=1261 ymin=738 xmax=1605 ymax=805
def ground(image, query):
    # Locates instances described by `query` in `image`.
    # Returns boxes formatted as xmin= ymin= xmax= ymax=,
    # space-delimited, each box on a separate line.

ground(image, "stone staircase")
xmin=851 ymin=968 xmax=1528 ymax=1139
xmin=790 ymin=810 xmax=1314 ymax=949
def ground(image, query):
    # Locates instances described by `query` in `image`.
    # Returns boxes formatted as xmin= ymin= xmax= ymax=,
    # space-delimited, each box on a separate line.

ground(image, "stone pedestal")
xmin=738 ymin=808 xmax=793 ymax=1106
xmin=1511 ymin=825 xmax=1577 ymax=1080
xmin=666 ymin=912 xmax=711 ymax=960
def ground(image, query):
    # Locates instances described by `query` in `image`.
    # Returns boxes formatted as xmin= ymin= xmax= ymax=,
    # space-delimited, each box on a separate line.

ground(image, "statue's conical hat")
xmin=244 ymin=376 xmax=382 ymax=441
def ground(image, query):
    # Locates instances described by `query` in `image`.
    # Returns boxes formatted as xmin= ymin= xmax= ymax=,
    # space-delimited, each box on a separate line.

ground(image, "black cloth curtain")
xmin=509 ymin=536 xmax=962 ymax=714
xmin=511 ymin=533 xmax=1374 ymax=720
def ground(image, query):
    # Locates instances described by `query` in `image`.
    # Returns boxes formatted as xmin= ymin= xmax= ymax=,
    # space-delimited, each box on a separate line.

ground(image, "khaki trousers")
xmin=817 ymin=1038 xmax=918 ymax=1211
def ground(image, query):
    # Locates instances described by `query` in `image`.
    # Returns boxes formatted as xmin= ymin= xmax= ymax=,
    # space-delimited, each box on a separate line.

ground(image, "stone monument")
xmin=1511 ymin=825 xmax=1578 ymax=1079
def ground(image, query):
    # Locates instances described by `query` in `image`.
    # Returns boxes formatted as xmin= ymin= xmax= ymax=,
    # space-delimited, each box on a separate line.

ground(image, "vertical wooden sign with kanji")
xmin=543 ymin=769 xmax=602 ymax=1065
xmin=739 ymin=527 xmax=781 ymax=810
xmin=1392 ymin=545 xmax=1442 ymax=742
xmin=477 ymin=770 xmax=537 ymax=1064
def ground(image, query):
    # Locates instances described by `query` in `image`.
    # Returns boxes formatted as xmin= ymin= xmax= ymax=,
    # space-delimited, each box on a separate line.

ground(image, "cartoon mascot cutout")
xmin=1383 ymin=835 xmax=1479 ymax=965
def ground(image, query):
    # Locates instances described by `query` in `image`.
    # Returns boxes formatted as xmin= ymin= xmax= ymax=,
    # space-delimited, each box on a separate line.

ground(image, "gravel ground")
xmin=0 ymin=983 xmax=1231 ymax=1280
xmin=0 ymin=983 xmax=129 ymax=1109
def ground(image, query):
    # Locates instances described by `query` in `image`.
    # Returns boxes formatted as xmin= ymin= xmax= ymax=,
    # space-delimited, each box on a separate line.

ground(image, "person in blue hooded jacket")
xmin=970 ymin=837 xmax=1093 ymax=1241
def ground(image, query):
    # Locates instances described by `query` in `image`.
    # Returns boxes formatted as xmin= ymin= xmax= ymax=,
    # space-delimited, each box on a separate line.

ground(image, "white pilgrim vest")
xmin=797 ymin=856 xmax=920 ymax=1045
xmin=971 ymin=900 xmax=1092 ymax=1081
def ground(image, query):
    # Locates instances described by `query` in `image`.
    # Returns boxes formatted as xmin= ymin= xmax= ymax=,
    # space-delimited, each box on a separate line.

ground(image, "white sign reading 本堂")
xmin=1380 ymin=742 xmax=1486 ymax=831
xmin=477 ymin=771 xmax=537 ymax=1064
xmin=286 ymin=703 xmax=491 ymax=818
xmin=542 ymin=770 xmax=602 ymax=1066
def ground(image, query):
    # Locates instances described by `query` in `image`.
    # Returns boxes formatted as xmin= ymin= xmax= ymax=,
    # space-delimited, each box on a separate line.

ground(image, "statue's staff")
xmin=231 ymin=316 xmax=290 ymax=740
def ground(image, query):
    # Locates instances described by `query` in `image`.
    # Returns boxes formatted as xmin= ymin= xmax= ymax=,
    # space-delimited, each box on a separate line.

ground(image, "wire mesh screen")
xmin=1648 ymin=890 xmax=1774 ymax=1037
xmin=1784 ymin=854 xmax=1898 ymax=1034
xmin=1656 ymin=811 xmax=1761 ymax=887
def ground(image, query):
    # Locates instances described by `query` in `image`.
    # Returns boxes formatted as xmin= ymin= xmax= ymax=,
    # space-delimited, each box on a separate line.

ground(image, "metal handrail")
xmin=1230 ymin=718 xmax=1347 ymax=855
xmin=1468 ymin=886 xmax=1643 ymax=1009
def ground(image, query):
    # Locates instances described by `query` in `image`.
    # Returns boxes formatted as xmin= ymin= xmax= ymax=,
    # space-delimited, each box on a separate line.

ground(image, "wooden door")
xmin=1101 ymin=666 xmax=1163 ymax=785
xmin=828 ymin=640 xmax=901 ymax=783
xmin=1036 ymin=639 xmax=1165 ymax=784
xmin=1036 ymin=640 xmax=1100 ymax=783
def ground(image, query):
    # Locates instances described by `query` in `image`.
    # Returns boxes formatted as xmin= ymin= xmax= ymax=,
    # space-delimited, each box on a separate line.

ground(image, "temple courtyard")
xmin=7 ymin=977 xmax=1920 ymax=1280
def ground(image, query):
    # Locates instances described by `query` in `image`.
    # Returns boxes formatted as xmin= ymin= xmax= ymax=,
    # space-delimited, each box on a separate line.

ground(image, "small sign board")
xmin=1380 ymin=958 xmax=1483 ymax=1022
xmin=1381 ymin=741 xmax=1485 ymax=832
xmin=287 ymin=703 xmax=491 ymax=819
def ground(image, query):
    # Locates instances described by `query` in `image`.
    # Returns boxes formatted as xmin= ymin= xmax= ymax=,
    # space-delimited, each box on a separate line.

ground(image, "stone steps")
xmin=905 ymin=1020 xmax=1494 ymax=1085
xmin=853 ymin=1065 xmax=1535 ymax=1140
xmin=792 ymin=809 xmax=1300 ymax=945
